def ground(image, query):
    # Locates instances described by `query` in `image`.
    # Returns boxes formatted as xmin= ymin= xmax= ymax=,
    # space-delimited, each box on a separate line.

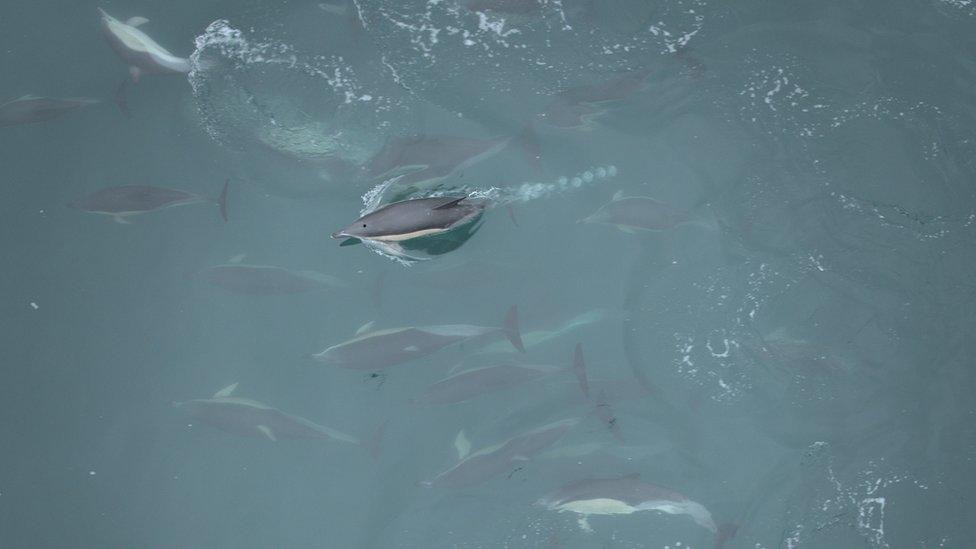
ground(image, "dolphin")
xmin=415 ymin=362 xmax=566 ymax=405
xmin=98 ymin=8 xmax=191 ymax=83
xmin=332 ymin=196 xmax=485 ymax=244
xmin=363 ymin=135 xmax=509 ymax=188
xmin=423 ymin=418 xmax=579 ymax=488
xmin=537 ymin=68 xmax=652 ymax=130
xmin=478 ymin=308 xmax=615 ymax=354
xmin=579 ymin=192 xmax=714 ymax=233
xmin=69 ymin=180 xmax=228 ymax=224
xmin=197 ymin=257 xmax=345 ymax=295
xmin=309 ymin=306 xmax=524 ymax=370
xmin=175 ymin=383 xmax=359 ymax=444
xmin=0 ymin=95 xmax=98 ymax=127
xmin=536 ymin=474 xmax=737 ymax=547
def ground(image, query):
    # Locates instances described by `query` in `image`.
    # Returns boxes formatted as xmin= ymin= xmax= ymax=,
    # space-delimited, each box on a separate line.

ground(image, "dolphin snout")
xmin=331 ymin=231 xmax=346 ymax=239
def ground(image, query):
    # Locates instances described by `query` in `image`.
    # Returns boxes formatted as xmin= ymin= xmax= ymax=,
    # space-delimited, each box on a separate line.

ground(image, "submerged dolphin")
xmin=580 ymin=192 xmax=713 ymax=233
xmin=423 ymin=418 xmax=579 ymax=488
xmin=363 ymin=135 xmax=509 ymax=188
xmin=537 ymin=474 xmax=737 ymax=547
xmin=175 ymin=383 xmax=359 ymax=444
xmin=478 ymin=308 xmax=615 ymax=354
xmin=415 ymin=362 xmax=567 ymax=405
xmin=99 ymin=8 xmax=191 ymax=83
xmin=537 ymin=68 xmax=652 ymax=130
xmin=333 ymin=196 xmax=485 ymax=243
xmin=69 ymin=180 xmax=228 ymax=223
xmin=310 ymin=306 xmax=524 ymax=370
xmin=0 ymin=95 xmax=98 ymax=127
xmin=197 ymin=256 xmax=345 ymax=295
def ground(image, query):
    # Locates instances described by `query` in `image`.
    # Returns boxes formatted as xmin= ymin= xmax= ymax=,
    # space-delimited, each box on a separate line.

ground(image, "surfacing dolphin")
xmin=537 ymin=473 xmax=737 ymax=547
xmin=99 ymin=8 xmax=191 ymax=83
xmin=0 ymin=95 xmax=98 ymax=127
xmin=69 ymin=180 xmax=229 ymax=223
xmin=331 ymin=196 xmax=486 ymax=262
xmin=309 ymin=306 xmax=524 ymax=370
xmin=333 ymin=196 xmax=484 ymax=243
xmin=175 ymin=383 xmax=359 ymax=444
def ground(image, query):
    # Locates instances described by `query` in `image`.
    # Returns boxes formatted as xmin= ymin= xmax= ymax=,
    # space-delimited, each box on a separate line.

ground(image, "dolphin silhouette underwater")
xmin=0 ymin=95 xmax=98 ymax=127
xmin=309 ymin=306 xmax=524 ymax=371
xmin=69 ymin=181 xmax=229 ymax=223
xmin=175 ymin=383 xmax=359 ymax=444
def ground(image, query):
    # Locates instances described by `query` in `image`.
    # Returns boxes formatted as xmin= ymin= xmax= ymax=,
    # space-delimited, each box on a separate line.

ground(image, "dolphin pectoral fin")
xmin=339 ymin=237 xmax=362 ymax=247
xmin=126 ymin=16 xmax=149 ymax=26
xmin=113 ymin=215 xmax=131 ymax=225
xmin=454 ymin=430 xmax=471 ymax=460
xmin=257 ymin=425 xmax=277 ymax=441
xmin=355 ymin=321 xmax=376 ymax=336
xmin=213 ymin=382 xmax=238 ymax=398
xmin=129 ymin=66 xmax=141 ymax=84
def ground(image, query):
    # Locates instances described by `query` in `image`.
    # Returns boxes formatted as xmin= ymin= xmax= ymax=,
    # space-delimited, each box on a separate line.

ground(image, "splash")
xmin=185 ymin=19 xmax=413 ymax=196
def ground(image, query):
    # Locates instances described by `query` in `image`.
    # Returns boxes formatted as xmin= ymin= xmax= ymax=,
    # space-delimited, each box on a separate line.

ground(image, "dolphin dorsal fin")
xmin=454 ymin=429 xmax=471 ymax=460
xmin=355 ymin=320 xmax=376 ymax=336
xmin=257 ymin=425 xmax=277 ymax=441
xmin=227 ymin=253 xmax=246 ymax=264
xmin=126 ymin=16 xmax=150 ymax=27
xmin=612 ymin=190 xmax=625 ymax=201
xmin=433 ymin=197 xmax=466 ymax=210
xmin=213 ymin=382 xmax=238 ymax=398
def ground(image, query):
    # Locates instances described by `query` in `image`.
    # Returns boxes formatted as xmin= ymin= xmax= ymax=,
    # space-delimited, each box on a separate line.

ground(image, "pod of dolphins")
xmin=8 ymin=6 xmax=738 ymax=547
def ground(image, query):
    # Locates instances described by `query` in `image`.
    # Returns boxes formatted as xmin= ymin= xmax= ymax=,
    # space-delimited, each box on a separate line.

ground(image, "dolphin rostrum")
xmin=309 ymin=306 xmax=524 ymax=370
xmin=537 ymin=474 xmax=737 ymax=547
xmin=69 ymin=180 xmax=229 ymax=223
xmin=99 ymin=8 xmax=191 ymax=83
xmin=0 ymin=95 xmax=98 ymax=127
xmin=175 ymin=383 xmax=359 ymax=444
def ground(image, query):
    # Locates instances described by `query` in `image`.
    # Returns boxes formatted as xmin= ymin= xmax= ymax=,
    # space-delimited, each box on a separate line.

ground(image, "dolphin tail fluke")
xmin=714 ymin=523 xmax=738 ymax=549
xmin=216 ymin=179 xmax=229 ymax=222
xmin=503 ymin=305 xmax=525 ymax=353
xmin=572 ymin=343 xmax=590 ymax=399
